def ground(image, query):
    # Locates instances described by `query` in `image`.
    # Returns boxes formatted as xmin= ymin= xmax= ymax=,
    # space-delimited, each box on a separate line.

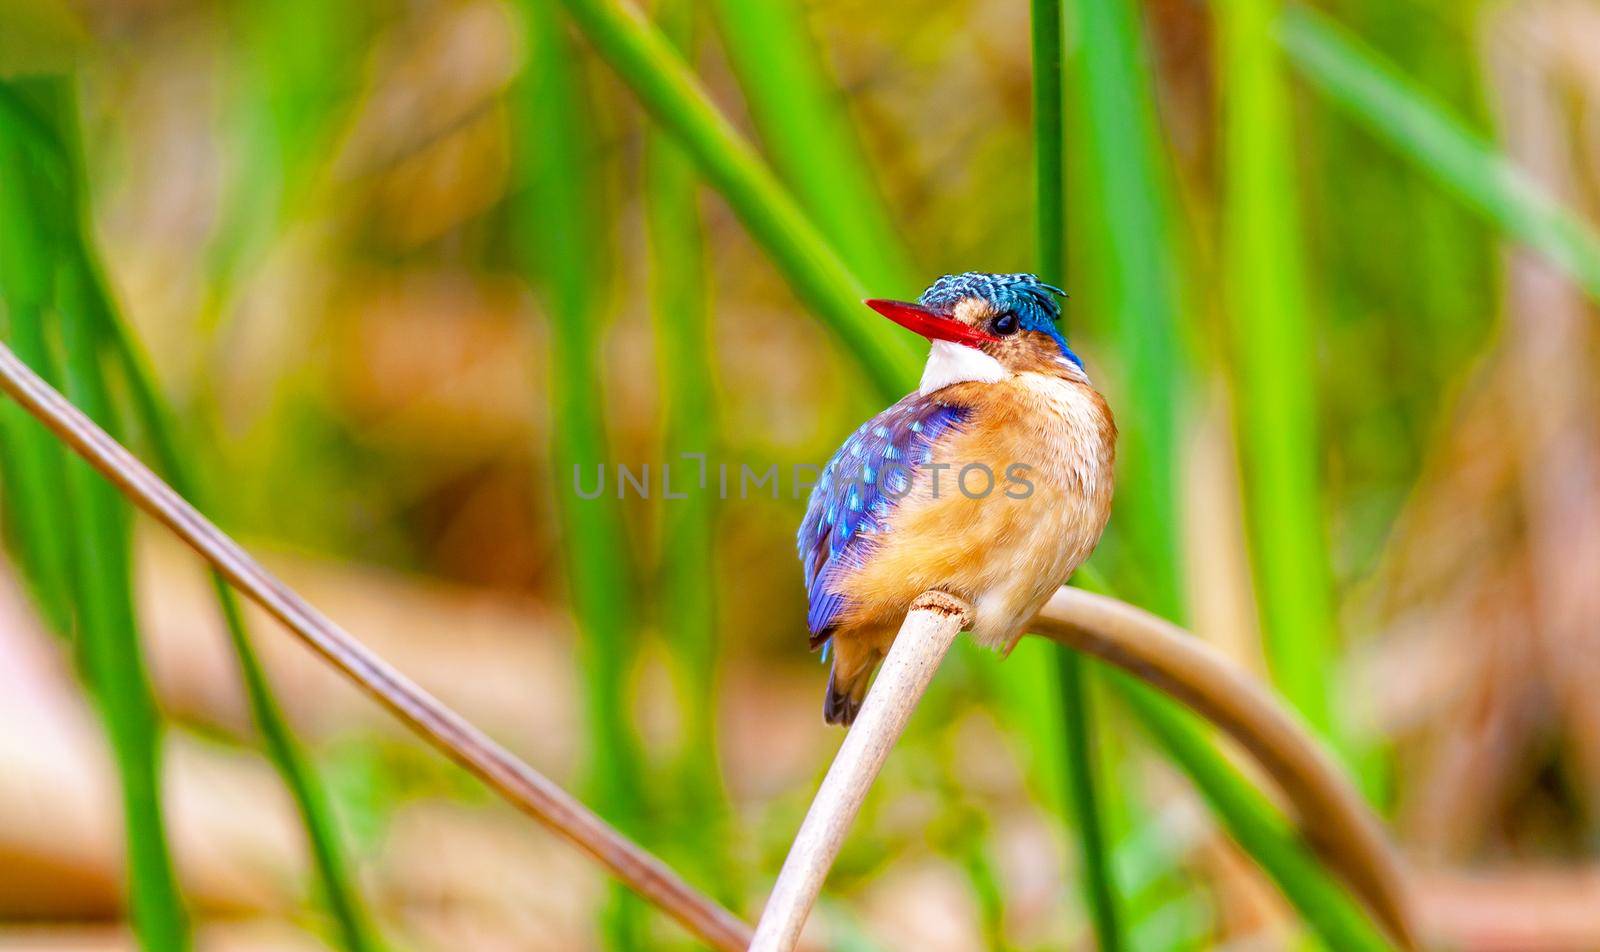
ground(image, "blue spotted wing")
xmin=797 ymin=394 xmax=970 ymax=645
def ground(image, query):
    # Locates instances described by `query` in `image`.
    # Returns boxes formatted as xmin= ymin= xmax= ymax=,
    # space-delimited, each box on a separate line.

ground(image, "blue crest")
xmin=918 ymin=272 xmax=1081 ymax=368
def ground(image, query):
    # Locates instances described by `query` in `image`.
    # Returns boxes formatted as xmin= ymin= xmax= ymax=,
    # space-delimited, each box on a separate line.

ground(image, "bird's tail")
xmin=823 ymin=644 xmax=881 ymax=726
xmin=823 ymin=667 xmax=867 ymax=726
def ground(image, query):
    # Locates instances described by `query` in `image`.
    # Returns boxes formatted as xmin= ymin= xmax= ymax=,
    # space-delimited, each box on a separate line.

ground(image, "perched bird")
xmin=798 ymin=272 xmax=1117 ymax=725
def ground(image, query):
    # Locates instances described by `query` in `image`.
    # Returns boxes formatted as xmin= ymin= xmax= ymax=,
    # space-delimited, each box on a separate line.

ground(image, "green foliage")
xmin=1280 ymin=5 xmax=1600 ymax=299
xmin=706 ymin=0 xmax=918 ymax=296
xmin=203 ymin=0 xmax=366 ymax=330
xmin=1064 ymin=0 xmax=1187 ymax=621
xmin=511 ymin=4 xmax=648 ymax=946
xmin=1217 ymin=0 xmax=1339 ymax=741
xmin=1031 ymin=0 xmax=1067 ymax=288
xmin=59 ymin=243 xmax=193 ymax=952
xmin=645 ymin=0 xmax=738 ymax=905
xmin=1053 ymin=651 xmax=1124 ymax=949
xmin=0 ymin=111 xmax=71 ymax=635
xmin=1032 ymin=3 xmax=1124 ymax=948
xmin=0 ymin=80 xmax=190 ymax=952
xmin=1296 ymin=0 xmax=1494 ymax=592
xmin=549 ymin=0 xmax=923 ymax=397
xmin=0 ymin=77 xmax=380 ymax=952
xmin=1113 ymin=677 xmax=1393 ymax=952
xmin=103 ymin=319 xmax=383 ymax=952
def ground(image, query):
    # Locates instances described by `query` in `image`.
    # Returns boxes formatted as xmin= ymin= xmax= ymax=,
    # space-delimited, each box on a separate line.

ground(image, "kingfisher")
xmin=798 ymin=272 xmax=1117 ymax=725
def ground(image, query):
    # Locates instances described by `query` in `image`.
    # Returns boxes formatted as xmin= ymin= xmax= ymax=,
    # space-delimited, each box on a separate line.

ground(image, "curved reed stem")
xmin=1029 ymin=588 xmax=1416 ymax=949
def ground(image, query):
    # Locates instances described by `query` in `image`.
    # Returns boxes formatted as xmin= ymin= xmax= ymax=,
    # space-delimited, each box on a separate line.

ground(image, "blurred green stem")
xmin=1032 ymin=0 xmax=1066 ymax=285
xmin=1280 ymin=5 xmax=1600 ymax=299
xmin=1219 ymin=0 xmax=1338 ymax=739
xmin=706 ymin=0 xmax=917 ymax=295
xmin=1060 ymin=0 xmax=1193 ymax=937
xmin=1055 ymin=652 xmax=1123 ymax=949
xmin=201 ymin=0 xmax=364 ymax=337
xmin=10 ymin=75 xmax=382 ymax=952
xmin=515 ymin=3 xmax=649 ymax=947
xmin=61 ymin=244 xmax=194 ymax=952
xmin=0 ymin=81 xmax=190 ymax=952
xmin=1065 ymin=0 xmax=1186 ymax=620
xmin=102 ymin=314 xmax=382 ymax=952
xmin=0 ymin=124 xmax=73 ymax=635
xmin=549 ymin=0 xmax=923 ymax=396
xmin=645 ymin=0 xmax=737 ymax=904
xmin=1033 ymin=2 xmax=1124 ymax=948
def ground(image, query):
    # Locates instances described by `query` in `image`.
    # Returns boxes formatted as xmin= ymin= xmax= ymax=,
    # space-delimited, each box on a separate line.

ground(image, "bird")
xmin=798 ymin=272 xmax=1117 ymax=726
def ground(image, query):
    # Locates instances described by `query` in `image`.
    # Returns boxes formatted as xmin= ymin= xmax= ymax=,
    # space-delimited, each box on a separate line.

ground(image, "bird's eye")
xmin=993 ymin=312 xmax=1020 ymax=336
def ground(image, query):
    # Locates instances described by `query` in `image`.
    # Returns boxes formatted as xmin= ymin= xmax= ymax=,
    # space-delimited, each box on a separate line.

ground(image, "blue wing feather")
xmin=798 ymin=394 xmax=969 ymax=643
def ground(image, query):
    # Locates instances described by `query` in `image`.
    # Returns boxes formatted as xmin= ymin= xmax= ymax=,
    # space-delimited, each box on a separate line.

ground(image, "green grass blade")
xmin=0 ymin=343 xmax=72 ymax=635
xmin=0 ymin=120 xmax=73 ymax=634
xmin=59 ymin=241 xmax=193 ymax=952
xmin=1060 ymin=0 xmax=1191 ymax=933
xmin=645 ymin=0 xmax=737 ymax=905
xmin=1218 ymin=0 xmax=1338 ymax=739
xmin=1279 ymin=4 xmax=1600 ymax=299
xmin=512 ymin=4 xmax=649 ymax=946
xmin=550 ymin=0 xmax=923 ymax=398
xmin=706 ymin=0 xmax=917 ymax=295
xmin=12 ymin=77 xmax=383 ymax=952
xmin=514 ymin=0 xmax=643 ymax=818
xmin=1032 ymin=0 xmax=1067 ymax=286
xmin=101 ymin=312 xmax=383 ymax=952
xmin=1032 ymin=3 xmax=1124 ymax=948
xmin=1065 ymin=0 xmax=1186 ymax=620
xmin=0 ymin=82 xmax=189 ymax=952
xmin=202 ymin=0 xmax=365 ymax=331
xmin=0 ymin=84 xmax=68 ymax=186
xmin=1055 ymin=652 xmax=1123 ymax=949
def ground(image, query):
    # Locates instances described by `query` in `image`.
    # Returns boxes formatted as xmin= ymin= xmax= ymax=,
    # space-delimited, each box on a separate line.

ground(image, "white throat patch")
xmin=919 ymin=340 xmax=1006 ymax=394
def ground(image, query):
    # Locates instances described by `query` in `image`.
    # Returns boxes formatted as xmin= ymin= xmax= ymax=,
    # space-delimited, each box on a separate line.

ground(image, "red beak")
xmin=865 ymin=299 xmax=998 ymax=347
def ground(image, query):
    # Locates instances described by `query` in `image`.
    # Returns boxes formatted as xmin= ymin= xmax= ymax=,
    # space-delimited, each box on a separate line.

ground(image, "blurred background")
xmin=1 ymin=0 xmax=1599 ymax=949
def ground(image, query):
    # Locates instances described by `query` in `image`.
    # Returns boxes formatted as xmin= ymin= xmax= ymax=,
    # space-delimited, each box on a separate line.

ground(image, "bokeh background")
xmin=2 ymin=0 xmax=1599 ymax=949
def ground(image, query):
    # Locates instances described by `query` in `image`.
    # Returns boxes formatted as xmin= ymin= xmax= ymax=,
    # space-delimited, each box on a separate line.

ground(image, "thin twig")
xmin=0 ymin=341 xmax=754 ymax=952
xmin=749 ymin=591 xmax=973 ymax=952
xmin=1030 ymin=587 xmax=1418 ymax=949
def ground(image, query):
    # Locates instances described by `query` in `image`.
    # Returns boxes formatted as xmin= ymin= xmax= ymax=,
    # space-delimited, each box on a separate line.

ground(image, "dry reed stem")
xmin=0 ymin=338 xmax=1413 ymax=949
xmin=749 ymin=591 xmax=972 ymax=952
xmin=0 ymin=343 xmax=755 ymax=952
xmin=1030 ymin=587 xmax=1417 ymax=948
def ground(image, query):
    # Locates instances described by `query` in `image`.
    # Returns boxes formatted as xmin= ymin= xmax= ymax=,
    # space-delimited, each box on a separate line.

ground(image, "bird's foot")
xmin=910 ymin=590 xmax=974 ymax=628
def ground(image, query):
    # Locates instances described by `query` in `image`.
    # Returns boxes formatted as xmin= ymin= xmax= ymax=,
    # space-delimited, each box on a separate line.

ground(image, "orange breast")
xmin=831 ymin=372 xmax=1116 ymax=648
